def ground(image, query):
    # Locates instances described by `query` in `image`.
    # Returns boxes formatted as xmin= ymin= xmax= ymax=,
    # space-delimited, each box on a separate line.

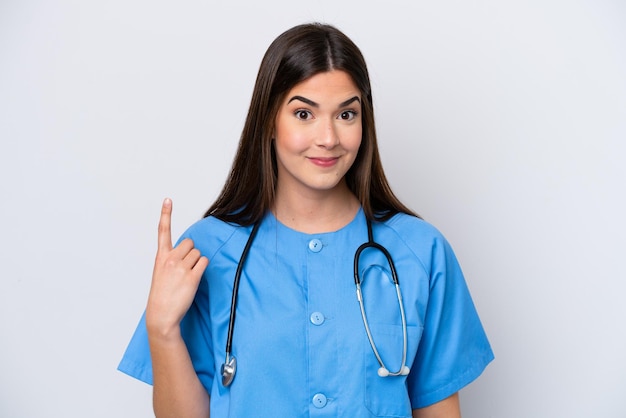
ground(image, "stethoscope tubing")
xmin=224 ymin=222 xmax=261 ymax=357
xmin=221 ymin=217 xmax=410 ymax=386
xmin=354 ymin=220 xmax=410 ymax=377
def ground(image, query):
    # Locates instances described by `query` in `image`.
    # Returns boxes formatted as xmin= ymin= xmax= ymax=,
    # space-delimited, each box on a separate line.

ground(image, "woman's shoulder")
xmin=378 ymin=212 xmax=455 ymax=266
xmin=179 ymin=216 xmax=250 ymax=258
xmin=185 ymin=215 xmax=241 ymax=235
xmin=381 ymin=212 xmax=445 ymax=242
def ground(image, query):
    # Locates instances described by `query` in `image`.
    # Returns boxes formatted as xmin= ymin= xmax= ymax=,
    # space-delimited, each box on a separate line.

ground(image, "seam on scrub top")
xmin=377 ymin=216 xmax=431 ymax=280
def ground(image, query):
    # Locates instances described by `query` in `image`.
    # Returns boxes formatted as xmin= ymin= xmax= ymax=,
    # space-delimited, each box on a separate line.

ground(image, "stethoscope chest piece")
xmin=221 ymin=354 xmax=236 ymax=387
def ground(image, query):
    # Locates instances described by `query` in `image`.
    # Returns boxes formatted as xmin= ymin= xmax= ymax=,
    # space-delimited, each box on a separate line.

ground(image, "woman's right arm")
xmin=146 ymin=198 xmax=211 ymax=418
xmin=149 ymin=328 xmax=210 ymax=417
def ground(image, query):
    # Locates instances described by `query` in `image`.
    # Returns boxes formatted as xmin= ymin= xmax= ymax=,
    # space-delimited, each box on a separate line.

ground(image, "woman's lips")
xmin=308 ymin=157 xmax=339 ymax=167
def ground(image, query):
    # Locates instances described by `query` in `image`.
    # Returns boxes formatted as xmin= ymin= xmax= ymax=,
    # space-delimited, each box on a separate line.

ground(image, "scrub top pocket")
xmin=364 ymin=323 xmax=422 ymax=417
xmin=356 ymin=251 xmax=425 ymax=416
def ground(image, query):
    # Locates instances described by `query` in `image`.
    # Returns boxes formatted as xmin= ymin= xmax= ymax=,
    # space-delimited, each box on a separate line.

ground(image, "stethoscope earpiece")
xmin=377 ymin=365 xmax=410 ymax=378
xmin=378 ymin=366 xmax=411 ymax=377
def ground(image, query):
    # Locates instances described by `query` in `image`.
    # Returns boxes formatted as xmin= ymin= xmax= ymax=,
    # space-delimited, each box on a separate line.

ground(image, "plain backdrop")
xmin=1 ymin=1 xmax=625 ymax=417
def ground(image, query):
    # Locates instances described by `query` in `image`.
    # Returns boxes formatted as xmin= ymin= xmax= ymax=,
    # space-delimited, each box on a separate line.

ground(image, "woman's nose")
xmin=316 ymin=118 xmax=339 ymax=148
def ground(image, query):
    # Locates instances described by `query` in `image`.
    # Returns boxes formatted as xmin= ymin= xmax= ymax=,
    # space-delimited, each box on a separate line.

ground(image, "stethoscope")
xmin=220 ymin=218 xmax=410 ymax=387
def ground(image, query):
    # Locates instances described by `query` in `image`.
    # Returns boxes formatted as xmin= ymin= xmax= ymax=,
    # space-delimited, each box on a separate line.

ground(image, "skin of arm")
xmin=412 ymin=393 xmax=461 ymax=418
xmin=149 ymin=328 xmax=210 ymax=418
xmin=146 ymin=199 xmax=211 ymax=418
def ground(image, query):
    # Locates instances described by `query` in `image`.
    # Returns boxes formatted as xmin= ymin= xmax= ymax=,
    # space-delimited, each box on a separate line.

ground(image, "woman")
xmin=119 ymin=23 xmax=493 ymax=417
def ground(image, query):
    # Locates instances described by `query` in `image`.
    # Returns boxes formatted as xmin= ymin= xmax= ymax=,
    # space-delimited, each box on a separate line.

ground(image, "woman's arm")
xmin=412 ymin=393 xmax=461 ymax=418
xmin=149 ymin=328 xmax=210 ymax=417
xmin=147 ymin=199 xmax=211 ymax=418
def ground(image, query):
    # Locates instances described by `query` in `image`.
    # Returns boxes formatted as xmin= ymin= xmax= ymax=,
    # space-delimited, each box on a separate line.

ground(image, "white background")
xmin=1 ymin=1 xmax=625 ymax=417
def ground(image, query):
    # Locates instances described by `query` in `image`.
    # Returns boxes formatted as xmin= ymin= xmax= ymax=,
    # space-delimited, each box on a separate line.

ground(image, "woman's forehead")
xmin=282 ymin=70 xmax=361 ymax=105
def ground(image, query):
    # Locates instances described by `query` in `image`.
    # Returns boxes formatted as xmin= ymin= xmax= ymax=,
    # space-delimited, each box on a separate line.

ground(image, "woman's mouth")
xmin=308 ymin=157 xmax=339 ymax=167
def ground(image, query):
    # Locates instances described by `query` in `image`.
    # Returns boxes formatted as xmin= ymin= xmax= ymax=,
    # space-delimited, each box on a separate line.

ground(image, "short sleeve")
xmin=407 ymin=234 xmax=494 ymax=408
xmin=117 ymin=298 xmax=214 ymax=389
xmin=180 ymin=281 xmax=214 ymax=389
xmin=117 ymin=311 xmax=153 ymax=384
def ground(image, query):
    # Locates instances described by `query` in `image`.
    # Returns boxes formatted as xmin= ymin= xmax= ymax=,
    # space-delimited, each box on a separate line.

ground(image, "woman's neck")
xmin=272 ymin=183 xmax=360 ymax=234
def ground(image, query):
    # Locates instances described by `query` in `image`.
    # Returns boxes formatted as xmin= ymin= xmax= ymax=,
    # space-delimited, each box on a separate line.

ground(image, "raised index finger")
xmin=157 ymin=198 xmax=173 ymax=253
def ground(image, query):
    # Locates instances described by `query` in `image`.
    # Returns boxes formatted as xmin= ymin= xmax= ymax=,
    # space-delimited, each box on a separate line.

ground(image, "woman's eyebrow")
xmin=287 ymin=95 xmax=362 ymax=108
xmin=339 ymin=96 xmax=361 ymax=107
xmin=288 ymin=95 xmax=318 ymax=107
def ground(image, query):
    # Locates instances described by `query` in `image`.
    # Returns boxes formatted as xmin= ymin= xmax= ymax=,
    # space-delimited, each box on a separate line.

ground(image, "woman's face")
xmin=273 ymin=70 xmax=362 ymax=198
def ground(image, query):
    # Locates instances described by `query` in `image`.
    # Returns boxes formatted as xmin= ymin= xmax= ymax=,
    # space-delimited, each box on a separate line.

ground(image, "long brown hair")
xmin=205 ymin=23 xmax=418 ymax=225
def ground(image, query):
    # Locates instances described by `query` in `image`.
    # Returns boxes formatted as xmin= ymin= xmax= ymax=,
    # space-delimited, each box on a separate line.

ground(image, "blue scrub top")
xmin=119 ymin=209 xmax=493 ymax=417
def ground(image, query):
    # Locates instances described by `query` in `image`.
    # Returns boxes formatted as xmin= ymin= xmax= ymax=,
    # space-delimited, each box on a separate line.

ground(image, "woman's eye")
xmin=295 ymin=110 xmax=312 ymax=120
xmin=339 ymin=110 xmax=357 ymax=121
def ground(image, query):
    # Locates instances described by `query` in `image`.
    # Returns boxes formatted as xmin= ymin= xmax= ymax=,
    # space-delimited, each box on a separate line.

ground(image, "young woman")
xmin=119 ymin=23 xmax=493 ymax=417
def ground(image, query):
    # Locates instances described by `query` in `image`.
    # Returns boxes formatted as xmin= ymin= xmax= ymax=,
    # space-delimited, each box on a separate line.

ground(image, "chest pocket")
xmin=363 ymin=323 xmax=422 ymax=417
xmin=359 ymin=262 xmax=423 ymax=417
